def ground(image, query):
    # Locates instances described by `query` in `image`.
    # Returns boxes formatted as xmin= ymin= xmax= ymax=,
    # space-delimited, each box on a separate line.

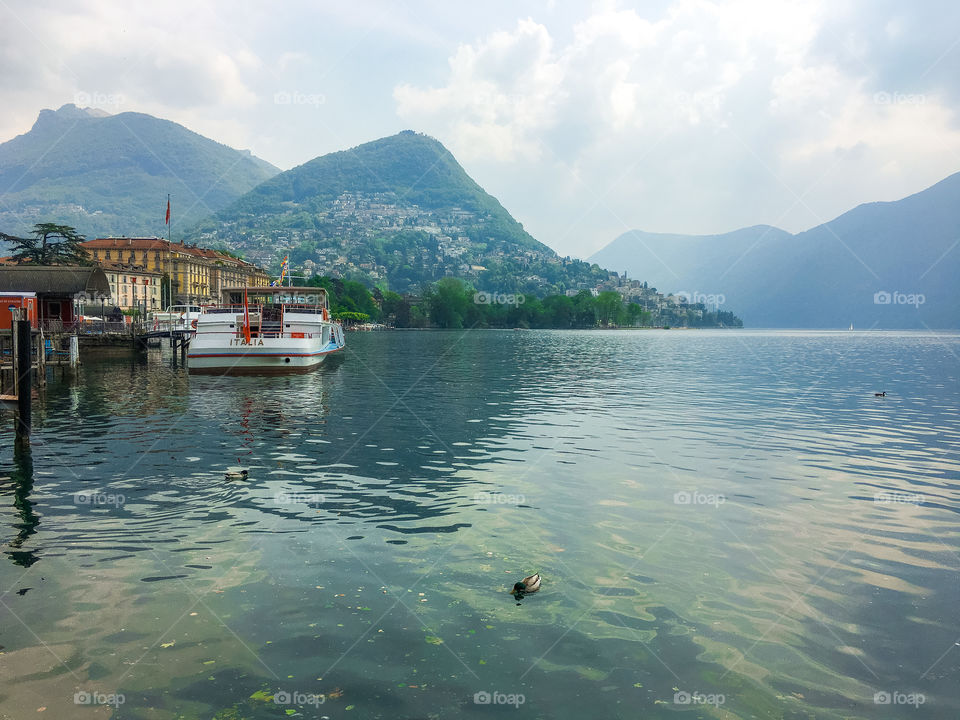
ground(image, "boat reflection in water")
xmin=187 ymin=286 xmax=345 ymax=375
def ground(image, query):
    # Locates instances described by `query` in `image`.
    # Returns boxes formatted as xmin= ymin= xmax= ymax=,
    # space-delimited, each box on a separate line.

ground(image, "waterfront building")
xmin=0 ymin=265 xmax=110 ymax=329
xmin=81 ymin=238 xmax=270 ymax=305
xmin=97 ymin=262 xmax=164 ymax=313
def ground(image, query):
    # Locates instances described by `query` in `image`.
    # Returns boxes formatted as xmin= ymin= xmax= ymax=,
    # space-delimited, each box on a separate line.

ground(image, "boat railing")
xmin=195 ymin=303 xmax=330 ymax=341
xmin=200 ymin=303 xmax=325 ymax=314
xmin=200 ymin=304 xmax=263 ymax=315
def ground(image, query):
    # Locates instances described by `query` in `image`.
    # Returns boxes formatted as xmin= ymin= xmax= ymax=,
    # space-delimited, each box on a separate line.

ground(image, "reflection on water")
xmin=5 ymin=440 xmax=39 ymax=568
xmin=0 ymin=330 xmax=958 ymax=719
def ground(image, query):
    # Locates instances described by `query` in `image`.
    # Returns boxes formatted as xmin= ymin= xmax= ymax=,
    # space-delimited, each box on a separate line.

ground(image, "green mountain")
xmin=190 ymin=131 xmax=610 ymax=293
xmin=589 ymin=172 xmax=960 ymax=329
xmin=0 ymin=104 xmax=279 ymax=239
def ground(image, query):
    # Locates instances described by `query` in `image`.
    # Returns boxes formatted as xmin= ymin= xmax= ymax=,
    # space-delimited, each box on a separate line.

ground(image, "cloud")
xmin=0 ymin=0 xmax=266 ymax=152
xmin=395 ymin=18 xmax=563 ymax=162
xmin=393 ymin=1 xmax=960 ymax=254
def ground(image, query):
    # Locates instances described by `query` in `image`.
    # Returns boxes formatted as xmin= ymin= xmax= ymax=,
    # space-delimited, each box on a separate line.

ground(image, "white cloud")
xmin=394 ymin=1 xmax=960 ymax=255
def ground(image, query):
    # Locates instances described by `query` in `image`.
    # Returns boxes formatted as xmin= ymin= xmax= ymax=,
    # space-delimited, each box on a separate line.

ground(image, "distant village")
xmin=196 ymin=190 xmax=710 ymax=318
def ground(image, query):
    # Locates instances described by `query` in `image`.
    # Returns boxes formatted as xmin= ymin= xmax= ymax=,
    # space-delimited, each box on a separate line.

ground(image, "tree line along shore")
xmin=309 ymin=276 xmax=743 ymax=329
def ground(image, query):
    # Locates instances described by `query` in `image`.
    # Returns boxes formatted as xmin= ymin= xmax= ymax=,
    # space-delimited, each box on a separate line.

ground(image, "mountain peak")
xmin=190 ymin=130 xmax=613 ymax=294
xmin=32 ymin=103 xmax=110 ymax=131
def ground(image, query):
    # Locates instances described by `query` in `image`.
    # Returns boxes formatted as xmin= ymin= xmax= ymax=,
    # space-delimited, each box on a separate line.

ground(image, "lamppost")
xmin=131 ymin=277 xmax=138 ymax=330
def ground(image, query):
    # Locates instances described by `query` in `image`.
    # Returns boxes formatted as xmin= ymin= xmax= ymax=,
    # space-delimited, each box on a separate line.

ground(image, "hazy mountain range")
xmin=590 ymin=173 xmax=960 ymax=329
xmin=0 ymin=104 xmax=957 ymax=327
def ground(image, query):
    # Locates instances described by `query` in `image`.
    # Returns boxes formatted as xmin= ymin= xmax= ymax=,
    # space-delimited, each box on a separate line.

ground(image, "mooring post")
xmin=69 ymin=335 xmax=80 ymax=368
xmin=37 ymin=328 xmax=46 ymax=387
xmin=15 ymin=316 xmax=32 ymax=439
xmin=10 ymin=312 xmax=19 ymax=400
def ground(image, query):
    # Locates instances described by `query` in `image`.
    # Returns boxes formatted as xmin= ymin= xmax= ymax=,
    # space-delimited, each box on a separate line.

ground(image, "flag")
xmin=165 ymin=196 xmax=171 ymax=225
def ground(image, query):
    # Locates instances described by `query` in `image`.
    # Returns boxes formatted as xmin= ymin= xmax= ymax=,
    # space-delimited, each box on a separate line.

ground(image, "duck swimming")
xmin=225 ymin=469 xmax=249 ymax=480
xmin=511 ymin=573 xmax=541 ymax=599
xmin=874 ymin=391 xmax=886 ymax=397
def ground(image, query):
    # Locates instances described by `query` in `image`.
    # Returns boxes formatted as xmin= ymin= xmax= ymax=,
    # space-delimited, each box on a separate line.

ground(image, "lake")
xmin=1 ymin=329 xmax=958 ymax=719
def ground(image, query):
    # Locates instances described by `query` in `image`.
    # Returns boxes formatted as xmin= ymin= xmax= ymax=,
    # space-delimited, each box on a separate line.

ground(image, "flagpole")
xmin=165 ymin=194 xmax=171 ymax=308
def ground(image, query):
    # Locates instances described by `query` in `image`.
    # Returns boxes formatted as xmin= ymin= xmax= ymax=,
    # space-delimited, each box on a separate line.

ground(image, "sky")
xmin=1 ymin=0 xmax=959 ymax=258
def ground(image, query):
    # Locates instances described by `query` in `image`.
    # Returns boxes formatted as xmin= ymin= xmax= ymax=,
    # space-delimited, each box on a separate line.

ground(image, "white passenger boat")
xmin=187 ymin=286 xmax=345 ymax=375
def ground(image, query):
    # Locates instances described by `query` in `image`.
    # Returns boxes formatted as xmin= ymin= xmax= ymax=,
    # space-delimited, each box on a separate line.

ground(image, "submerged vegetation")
xmin=306 ymin=275 xmax=742 ymax=329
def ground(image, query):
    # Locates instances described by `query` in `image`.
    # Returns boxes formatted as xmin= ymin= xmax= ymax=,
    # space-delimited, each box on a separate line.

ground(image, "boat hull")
xmin=188 ymin=332 xmax=344 ymax=375
xmin=187 ymin=346 xmax=343 ymax=375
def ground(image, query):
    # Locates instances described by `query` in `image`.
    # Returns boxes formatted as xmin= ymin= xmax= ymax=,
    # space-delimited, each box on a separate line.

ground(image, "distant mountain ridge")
xmin=190 ymin=130 xmax=612 ymax=294
xmin=0 ymin=104 xmax=279 ymax=239
xmin=590 ymin=173 xmax=960 ymax=328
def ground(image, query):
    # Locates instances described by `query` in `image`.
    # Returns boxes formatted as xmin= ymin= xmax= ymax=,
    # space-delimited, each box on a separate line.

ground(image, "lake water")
xmin=1 ymin=330 xmax=958 ymax=719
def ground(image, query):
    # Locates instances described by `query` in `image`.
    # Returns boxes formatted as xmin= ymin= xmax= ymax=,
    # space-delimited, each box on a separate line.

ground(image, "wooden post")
xmin=10 ymin=315 xmax=19 ymax=399
xmin=15 ymin=317 xmax=31 ymax=439
xmin=37 ymin=328 xmax=47 ymax=387
xmin=69 ymin=335 xmax=80 ymax=367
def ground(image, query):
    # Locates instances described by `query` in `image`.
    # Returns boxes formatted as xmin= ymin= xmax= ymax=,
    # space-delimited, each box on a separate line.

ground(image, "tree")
xmin=425 ymin=277 xmax=473 ymax=328
xmin=379 ymin=290 xmax=405 ymax=325
xmin=595 ymin=291 xmax=623 ymax=327
xmin=1 ymin=223 xmax=91 ymax=265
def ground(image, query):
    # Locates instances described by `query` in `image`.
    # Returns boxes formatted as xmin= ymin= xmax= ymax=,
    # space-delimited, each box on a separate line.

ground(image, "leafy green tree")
xmin=541 ymin=294 xmax=575 ymax=328
xmin=425 ymin=277 xmax=474 ymax=328
xmin=573 ymin=291 xmax=597 ymax=327
xmin=379 ymin=290 xmax=405 ymax=324
xmin=595 ymin=291 xmax=623 ymax=326
xmin=1 ymin=223 xmax=90 ymax=265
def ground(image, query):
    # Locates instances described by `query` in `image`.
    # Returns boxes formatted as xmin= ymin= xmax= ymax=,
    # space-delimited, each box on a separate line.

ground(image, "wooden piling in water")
xmin=15 ymin=317 xmax=31 ymax=439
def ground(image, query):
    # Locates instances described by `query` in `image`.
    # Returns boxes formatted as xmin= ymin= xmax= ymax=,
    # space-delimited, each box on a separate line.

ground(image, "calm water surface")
xmin=1 ymin=330 xmax=958 ymax=719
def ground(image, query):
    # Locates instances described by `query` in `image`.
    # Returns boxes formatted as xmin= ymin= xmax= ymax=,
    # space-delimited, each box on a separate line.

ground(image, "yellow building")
xmin=81 ymin=238 xmax=269 ymax=306
xmin=99 ymin=262 xmax=164 ymax=312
